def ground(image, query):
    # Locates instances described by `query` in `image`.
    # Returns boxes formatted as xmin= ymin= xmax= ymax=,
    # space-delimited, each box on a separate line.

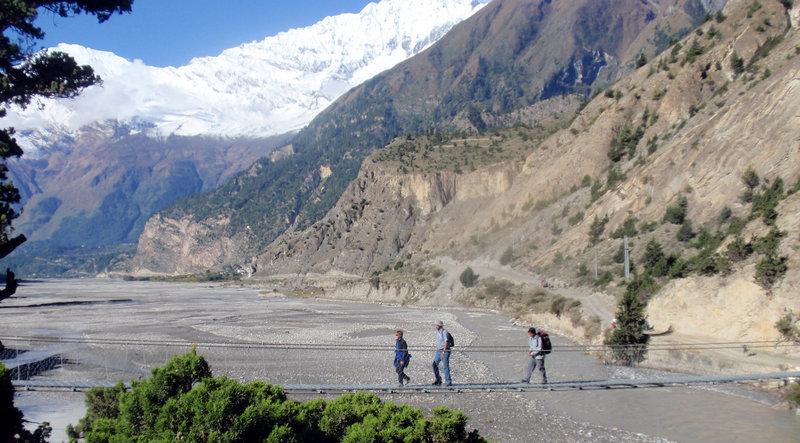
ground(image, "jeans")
xmin=432 ymin=349 xmax=451 ymax=383
xmin=525 ymin=356 xmax=547 ymax=383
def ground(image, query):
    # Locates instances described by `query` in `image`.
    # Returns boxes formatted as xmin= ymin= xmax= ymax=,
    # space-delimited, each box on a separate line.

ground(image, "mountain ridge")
xmin=3 ymin=0 xmax=491 ymax=152
xmin=132 ymin=0 xmax=717 ymax=275
xmin=249 ymin=0 xmax=800 ymax=363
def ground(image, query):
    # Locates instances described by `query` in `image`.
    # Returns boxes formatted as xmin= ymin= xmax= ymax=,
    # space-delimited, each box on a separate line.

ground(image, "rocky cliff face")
xmin=130 ymin=0 xmax=718 ymax=275
xmin=131 ymin=214 xmax=255 ymax=276
xmin=250 ymin=0 xmax=800 ymax=346
xmin=254 ymin=149 xmax=521 ymax=277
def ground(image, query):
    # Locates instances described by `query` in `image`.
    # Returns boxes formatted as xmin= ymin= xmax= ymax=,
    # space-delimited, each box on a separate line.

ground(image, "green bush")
xmin=499 ymin=247 xmax=514 ymax=265
xmin=611 ymin=217 xmax=639 ymax=239
xmin=77 ymin=352 xmax=487 ymax=442
xmin=676 ymin=219 xmax=695 ymax=242
xmin=755 ymin=254 xmax=788 ymax=289
xmin=663 ymin=195 xmax=688 ymax=224
xmin=460 ymin=267 xmax=479 ymax=288
xmin=589 ymin=215 xmax=609 ymax=244
xmin=725 ymin=236 xmax=753 ymax=262
xmin=594 ymin=271 xmax=614 ymax=287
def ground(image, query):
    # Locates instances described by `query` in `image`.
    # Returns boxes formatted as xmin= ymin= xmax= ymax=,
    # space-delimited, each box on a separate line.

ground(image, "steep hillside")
xmin=250 ymin=0 xmax=800 ymax=371
xmin=133 ymin=0 xmax=716 ymax=274
xmin=5 ymin=124 xmax=289 ymax=276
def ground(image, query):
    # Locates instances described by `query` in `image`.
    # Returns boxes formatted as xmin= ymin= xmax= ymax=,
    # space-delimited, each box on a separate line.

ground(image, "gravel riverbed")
xmin=4 ymin=280 xmax=797 ymax=442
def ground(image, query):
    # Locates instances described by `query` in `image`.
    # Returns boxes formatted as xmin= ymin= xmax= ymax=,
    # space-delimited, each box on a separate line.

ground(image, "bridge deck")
xmin=12 ymin=371 xmax=800 ymax=393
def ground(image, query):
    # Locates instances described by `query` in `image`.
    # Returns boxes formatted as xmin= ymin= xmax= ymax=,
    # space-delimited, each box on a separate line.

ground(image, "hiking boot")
xmin=431 ymin=380 xmax=442 ymax=386
xmin=521 ymin=379 xmax=530 ymax=383
xmin=443 ymin=382 xmax=452 ymax=387
xmin=541 ymin=380 xmax=548 ymax=385
xmin=404 ymin=375 xmax=410 ymax=383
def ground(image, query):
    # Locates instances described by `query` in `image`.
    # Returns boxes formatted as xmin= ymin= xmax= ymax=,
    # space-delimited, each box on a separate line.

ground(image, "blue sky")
xmin=36 ymin=0 xmax=374 ymax=67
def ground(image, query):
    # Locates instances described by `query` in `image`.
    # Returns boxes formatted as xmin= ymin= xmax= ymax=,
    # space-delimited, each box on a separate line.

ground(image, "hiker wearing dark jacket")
xmin=522 ymin=327 xmax=547 ymax=384
xmin=394 ymin=330 xmax=410 ymax=386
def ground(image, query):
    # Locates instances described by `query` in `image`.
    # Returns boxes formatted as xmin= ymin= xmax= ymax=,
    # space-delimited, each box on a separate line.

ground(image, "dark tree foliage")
xmin=588 ymin=214 xmax=609 ymax=245
xmin=605 ymin=276 xmax=652 ymax=365
xmin=725 ymin=236 xmax=753 ymax=262
xmin=750 ymin=177 xmax=784 ymax=225
xmin=460 ymin=266 xmax=478 ymax=288
xmin=755 ymin=253 xmax=788 ymax=290
xmin=74 ymin=351 xmax=487 ymax=442
xmin=0 ymin=2 xmax=131 ymax=438
xmin=2 ymin=362 xmax=52 ymax=441
xmin=742 ymin=167 xmax=760 ymax=191
xmin=611 ymin=216 xmax=638 ymax=239
xmin=0 ymin=0 xmax=132 ymax=266
xmin=730 ymin=51 xmax=745 ymax=74
xmin=608 ymin=123 xmax=645 ymax=161
xmin=675 ymin=219 xmax=695 ymax=242
xmin=641 ymin=237 xmax=667 ymax=277
xmin=662 ymin=194 xmax=688 ymax=224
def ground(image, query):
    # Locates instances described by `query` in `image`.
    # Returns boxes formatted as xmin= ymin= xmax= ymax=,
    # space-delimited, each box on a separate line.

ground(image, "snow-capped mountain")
xmin=2 ymin=0 xmax=490 ymax=156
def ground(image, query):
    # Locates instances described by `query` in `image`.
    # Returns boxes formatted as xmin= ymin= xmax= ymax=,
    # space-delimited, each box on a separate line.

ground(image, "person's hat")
xmin=435 ymin=320 xmax=443 ymax=326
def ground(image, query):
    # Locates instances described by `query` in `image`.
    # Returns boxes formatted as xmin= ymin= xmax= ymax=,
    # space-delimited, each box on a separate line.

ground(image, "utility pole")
xmin=624 ymin=235 xmax=630 ymax=281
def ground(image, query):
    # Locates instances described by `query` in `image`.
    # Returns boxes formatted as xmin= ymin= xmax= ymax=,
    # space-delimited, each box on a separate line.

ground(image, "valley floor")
xmin=3 ymin=279 xmax=798 ymax=442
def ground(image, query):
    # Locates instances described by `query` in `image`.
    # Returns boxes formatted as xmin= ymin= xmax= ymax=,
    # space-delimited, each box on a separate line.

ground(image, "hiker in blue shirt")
xmin=432 ymin=320 xmax=452 ymax=386
xmin=394 ymin=330 xmax=410 ymax=386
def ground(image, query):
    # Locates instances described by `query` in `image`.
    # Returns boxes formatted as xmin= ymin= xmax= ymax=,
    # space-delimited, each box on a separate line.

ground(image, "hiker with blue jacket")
xmin=522 ymin=327 xmax=548 ymax=384
xmin=394 ymin=330 xmax=411 ymax=386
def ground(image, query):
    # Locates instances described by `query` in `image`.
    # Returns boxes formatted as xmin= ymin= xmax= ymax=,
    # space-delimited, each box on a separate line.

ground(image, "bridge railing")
xmin=1 ymin=335 xmax=797 ymax=389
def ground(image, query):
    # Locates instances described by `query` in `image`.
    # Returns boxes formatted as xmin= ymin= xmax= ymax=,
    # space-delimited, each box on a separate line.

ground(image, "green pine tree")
xmin=605 ymin=280 xmax=651 ymax=365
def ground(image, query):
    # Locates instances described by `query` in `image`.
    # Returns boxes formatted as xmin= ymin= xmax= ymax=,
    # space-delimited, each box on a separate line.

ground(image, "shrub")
xmin=460 ymin=267 xmax=479 ymax=288
xmin=750 ymin=177 xmax=784 ymax=224
xmin=641 ymin=238 xmax=666 ymax=274
xmin=594 ymin=270 xmax=614 ymax=287
xmin=550 ymin=296 xmax=568 ymax=317
xmin=776 ymin=312 xmax=800 ymax=343
xmin=692 ymin=251 xmax=732 ymax=276
xmin=726 ymin=236 xmax=753 ymax=262
xmin=717 ymin=206 xmax=732 ymax=225
xmin=727 ymin=216 xmax=747 ymax=236
xmin=676 ymin=219 xmax=695 ymax=242
xmin=668 ymin=256 xmax=691 ymax=278
xmin=499 ymin=247 xmax=514 ymax=265
xmin=78 ymin=353 xmax=487 ymax=442
xmin=730 ymin=51 xmax=745 ymax=75
xmin=589 ymin=215 xmax=609 ymax=244
xmin=611 ymin=217 xmax=639 ymax=239
xmin=755 ymin=254 xmax=788 ymax=289
xmin=663 ymin=195 xmax=688 ymax=224
xmin=752 ymin=228 xmax=785 ymax=256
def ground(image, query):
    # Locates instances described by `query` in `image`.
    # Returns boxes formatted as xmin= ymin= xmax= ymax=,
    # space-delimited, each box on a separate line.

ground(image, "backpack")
xmin=446 ymin=331 xmax=455 ymax=348
xmin=538 ymin=331 xmax=552 ymax=355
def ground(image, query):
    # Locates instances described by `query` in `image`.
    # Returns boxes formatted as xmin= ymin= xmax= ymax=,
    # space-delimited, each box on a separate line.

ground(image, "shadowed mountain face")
xmin=6 ymin=122 xmax=290 ymax=275
xmin=138 ymin=0 xmax=715 ymax=274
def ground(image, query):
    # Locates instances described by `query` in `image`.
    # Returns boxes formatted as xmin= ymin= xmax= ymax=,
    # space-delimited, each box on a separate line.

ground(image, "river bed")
xmin=1 ymin=279 xmax=797 ymax=442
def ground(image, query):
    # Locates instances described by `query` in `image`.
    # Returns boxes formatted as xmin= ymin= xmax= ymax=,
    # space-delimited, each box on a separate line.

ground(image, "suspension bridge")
xmin=3 ymin=335 xmax=798 ymax=394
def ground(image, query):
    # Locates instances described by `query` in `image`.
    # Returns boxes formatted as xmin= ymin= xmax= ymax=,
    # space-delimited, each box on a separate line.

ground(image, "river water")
xmin=2 ymin=279 xmax=797 ymax=442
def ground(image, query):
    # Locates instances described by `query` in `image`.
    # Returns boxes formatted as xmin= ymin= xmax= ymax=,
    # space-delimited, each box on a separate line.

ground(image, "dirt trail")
xmin=426 ymin=256 xmax=800 ymax=375
xmin=428 ymin=256 xmax=617 ymax=325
